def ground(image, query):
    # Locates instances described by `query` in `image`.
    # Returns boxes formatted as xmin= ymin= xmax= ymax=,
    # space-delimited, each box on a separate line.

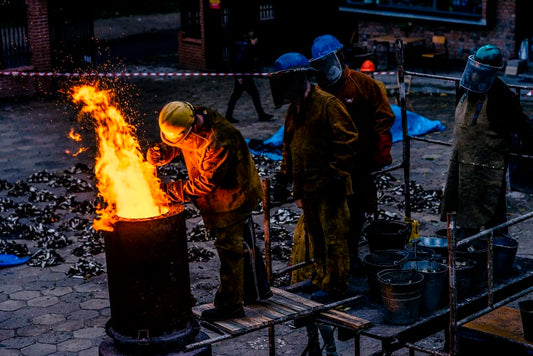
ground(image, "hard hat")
xmin=473 ymin=44 xmax=504 ymax=69
xmin=158 ymin=101 xmax=195 ymax=145
xmin=311 ymin=34 xmax=343 ymax=61
xmin=273 ymin=52 xmax=312 ymax=74
xmin=270 ymin=52 xmax=314 ymax=108
xmin=360 ymin=60 xmax=376 ymax=72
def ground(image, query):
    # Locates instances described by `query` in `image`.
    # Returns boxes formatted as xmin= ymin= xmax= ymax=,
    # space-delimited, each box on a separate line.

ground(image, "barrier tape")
xmin=0 ymin=70 xmax=397 ymax=78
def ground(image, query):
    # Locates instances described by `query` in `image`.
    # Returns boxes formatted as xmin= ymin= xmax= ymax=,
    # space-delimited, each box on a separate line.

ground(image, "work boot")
xmin=259 ymin=113 xmax=274 ymax=121
xmin=200 ymin=305 xmax=244 ymax=322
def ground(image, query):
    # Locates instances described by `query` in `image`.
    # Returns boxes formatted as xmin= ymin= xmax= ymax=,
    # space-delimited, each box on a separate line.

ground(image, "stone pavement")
xmin=1 ymin=67 xmax=533 ymax=356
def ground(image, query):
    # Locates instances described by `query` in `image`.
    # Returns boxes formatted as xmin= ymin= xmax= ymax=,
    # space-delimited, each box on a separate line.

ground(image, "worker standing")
xmin=440 ymin=44 xmax=533 ymax=235
xmin=309 ymin=34 xmax=396 ymax=273
xmin=225 ymin=31 xmax=274 ymax=123
xmin=269 ymin=52 xmax=358 ymax=303
xmin=146 ymin=101 xmax=272 ymax=322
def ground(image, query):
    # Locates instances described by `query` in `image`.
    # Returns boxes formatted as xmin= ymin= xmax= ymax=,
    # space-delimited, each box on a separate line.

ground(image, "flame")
xmin=71 ymin=84 xmax=169 ymax=231
xmin=68 ymin=128 xmax=82 ymax=141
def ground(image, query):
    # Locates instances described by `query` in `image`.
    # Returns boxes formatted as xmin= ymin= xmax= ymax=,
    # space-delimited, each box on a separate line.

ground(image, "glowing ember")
xmin=71 ymin=84 xmax=169 ymax=231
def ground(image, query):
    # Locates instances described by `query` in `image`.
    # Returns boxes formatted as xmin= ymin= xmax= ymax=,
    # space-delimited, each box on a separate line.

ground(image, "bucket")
xmin=436 ymin=257 xmax=476 ymax=301
xmin=364 ymin=220 xmax=411 ymax=253
xmin=493 ymin=236 xmax=519 ymax=278
xmin=413 ymin=237 xmax=448 ymax=257
xmin=457 ymin=238 xmax=487 ymax=290
xmin=364 ymin=250 xmax=409 ymax=302
xmin=401 ymin=260 xmax=448 ymax=313
xmin=404 ymin=243 xmax=436 ymax=261
xmin=519 ymin=300 xmax=533 ymax=342
xmin=377 ymin=269 xmax=424 ymax=325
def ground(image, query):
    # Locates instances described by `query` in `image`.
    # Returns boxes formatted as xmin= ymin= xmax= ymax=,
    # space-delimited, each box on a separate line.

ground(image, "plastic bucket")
xmin=436 ymin=257 xmax=476 ymax=302
xmin=519 ymin=300 xmax=533 ymax=342
xmin=401 ymin=260 xmax=448 ymax=313
xmin=377 ymin=269 xmax=424 ymax=325
xmin=364 ymin=220 xmax=411 ymax=253
xmin=493 ymin=236 xmax=519 ymax=278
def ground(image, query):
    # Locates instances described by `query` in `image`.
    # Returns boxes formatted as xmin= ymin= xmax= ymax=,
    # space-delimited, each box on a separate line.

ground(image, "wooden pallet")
xmin=192 ymin=287 xmax=371 ymax=337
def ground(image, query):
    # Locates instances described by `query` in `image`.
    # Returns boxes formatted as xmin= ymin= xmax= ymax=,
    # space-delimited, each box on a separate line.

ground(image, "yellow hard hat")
xmin=158 ymin=101 xmax=195 ymax=145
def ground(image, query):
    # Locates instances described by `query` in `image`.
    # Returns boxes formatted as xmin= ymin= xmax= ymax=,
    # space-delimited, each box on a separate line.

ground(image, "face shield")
xmin=460 ymin=55 xmax=502 ymax=93
xmin=309 ymin=51 xmax=343 ymax=87
xmin=269 ymin=70 xmax=309 ymax=108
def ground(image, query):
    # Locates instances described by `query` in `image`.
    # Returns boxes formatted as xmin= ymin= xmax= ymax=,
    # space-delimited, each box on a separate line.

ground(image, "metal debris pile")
xmin=0 ymin=151 xmax=444 ymax=282
xmin=0 ymin=165 xmax=104 ymax=278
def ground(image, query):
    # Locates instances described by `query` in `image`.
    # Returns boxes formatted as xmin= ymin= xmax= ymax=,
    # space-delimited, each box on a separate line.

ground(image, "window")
xmin=259 ymin=3 xmax=275 ymax=21
xmin=342 ymin=0 xmax=487 ymax=25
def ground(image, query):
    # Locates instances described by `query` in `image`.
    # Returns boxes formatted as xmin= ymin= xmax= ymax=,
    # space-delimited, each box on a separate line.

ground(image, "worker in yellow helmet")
xmin=147 ymin=101 xmax=272 ymax=321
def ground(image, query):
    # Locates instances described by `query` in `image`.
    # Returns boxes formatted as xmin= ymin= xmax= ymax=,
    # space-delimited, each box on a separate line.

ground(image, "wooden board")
xmin=192 ymin=287 xmax=370 ymax=335
xmin=462 ymin=306 xmax=530 ymax=344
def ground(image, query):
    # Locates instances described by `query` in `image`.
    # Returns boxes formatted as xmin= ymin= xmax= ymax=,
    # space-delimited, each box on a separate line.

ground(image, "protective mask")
xmin=309 ymin=51 xmax=343 ymax=87
xmin=460 ymin=55 xmax=500 ymax=93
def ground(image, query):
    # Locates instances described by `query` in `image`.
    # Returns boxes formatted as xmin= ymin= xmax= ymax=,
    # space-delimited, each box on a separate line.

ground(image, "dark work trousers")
xmin=226 ymin=77 xmax=266 ymax=119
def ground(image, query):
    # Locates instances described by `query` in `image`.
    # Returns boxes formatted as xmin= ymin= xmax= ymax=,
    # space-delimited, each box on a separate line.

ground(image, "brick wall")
xmin=0 ymin=0 xmax=52 ymax=98
xmin=353 ymin=0 xmax=517 ymax=66
xmin=178 ymin=0 xmax=207 ymax=70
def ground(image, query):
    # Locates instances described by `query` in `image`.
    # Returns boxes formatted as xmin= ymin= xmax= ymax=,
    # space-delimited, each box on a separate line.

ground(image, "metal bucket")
xmin=402 ymin=260 xmax=447 ymax=312
xmin=364 ymin=220 xmax=411 ymax=253
xmin=457 ymin=238 xmax=487 ymax=290
xmin=377 ymin=269 xmax=424 ymax=325
xmin=436 ymin=257 xmax=476 ymax=301
xmin=364 ymin=250 xmax=409 ymax=302
xmin=413 ymin=237 xmax=448 ymax=257
xmin=493 ymin=236 xmax=519 ymax=278
xmin=102 ymin=205 xmax=199 ymax=352
xmin=519 ymin=300 xmax=533 ymax=342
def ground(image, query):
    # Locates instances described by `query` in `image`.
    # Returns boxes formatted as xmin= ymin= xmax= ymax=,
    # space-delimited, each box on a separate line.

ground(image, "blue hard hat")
xmin=273 ymin=52 xmax=312 ymax=73
xmin=311 ymin=34 xmax=343 ymax=61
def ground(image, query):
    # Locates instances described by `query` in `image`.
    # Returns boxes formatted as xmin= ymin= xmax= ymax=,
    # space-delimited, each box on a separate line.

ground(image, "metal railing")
xmin=394 ymin=38 xmax=533 ymax=356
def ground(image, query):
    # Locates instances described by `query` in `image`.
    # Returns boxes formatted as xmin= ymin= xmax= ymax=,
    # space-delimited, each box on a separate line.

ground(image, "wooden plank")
xmin=190 ymin=287 xmax=369 ymax=336
xmin=462 ymin=306 xmax=526 ymax=344
xmin=317 ymin=308 xmax=372 ymax=331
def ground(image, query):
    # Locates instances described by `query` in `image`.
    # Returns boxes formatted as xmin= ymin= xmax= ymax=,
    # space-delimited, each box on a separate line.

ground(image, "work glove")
xmin=272 ymin=172 xmax=291 ymax=203
xmin=146 ymin=143 xmax=176 ymax=166
xmin=373 ymin=133 xmax=393 ymax=169
xmin=163 ymin=180 xmax=186 ymax=203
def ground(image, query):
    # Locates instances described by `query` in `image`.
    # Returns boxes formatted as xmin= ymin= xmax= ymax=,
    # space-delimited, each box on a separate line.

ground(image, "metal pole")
xmin=447 ymin=213 xmax=457 ymax=356
xmin=262 ymin=178 xmax=275 ymax=356
xmin=396 ymin=39 xmax=411 ymax=219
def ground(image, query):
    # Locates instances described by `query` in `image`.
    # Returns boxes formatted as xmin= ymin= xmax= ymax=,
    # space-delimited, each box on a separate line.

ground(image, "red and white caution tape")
xmin=0 ymin=70 xmax=397 ymax=78
xmin=527 ymin=90 xmax=533 ymax=96
xmin=0 ymin=71 xmax=271 ymax=77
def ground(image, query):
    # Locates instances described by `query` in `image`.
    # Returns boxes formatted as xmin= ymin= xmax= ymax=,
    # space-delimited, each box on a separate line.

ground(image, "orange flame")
xmin=71 ymin=85 xmax=169 ymax=231
xmin=68 ymin=128 xmax=82 ymax=141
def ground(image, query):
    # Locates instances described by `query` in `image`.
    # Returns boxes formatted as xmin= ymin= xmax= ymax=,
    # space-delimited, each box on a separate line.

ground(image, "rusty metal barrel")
xmin=102 ymin=205 xmax=199 ymax=351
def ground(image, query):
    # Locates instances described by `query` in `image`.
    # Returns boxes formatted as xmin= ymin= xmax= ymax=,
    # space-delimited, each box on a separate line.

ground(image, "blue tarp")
xmin=390 ymin=104 xmax=446 ymax=143
xmin=247 ymin=104 xmax=446 ymax=160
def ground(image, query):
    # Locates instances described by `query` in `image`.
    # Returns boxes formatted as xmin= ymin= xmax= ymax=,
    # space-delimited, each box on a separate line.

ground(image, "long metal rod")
xmin=261 ymin=178 xmax=276 ymax=356
xmin=396 ymin=39 xmax=411 ymax=219
xmin=446 ymin=213 xmax=457 ymax=356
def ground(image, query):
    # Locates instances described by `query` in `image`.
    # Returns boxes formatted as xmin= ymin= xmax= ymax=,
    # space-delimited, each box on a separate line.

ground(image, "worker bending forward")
xmin=146 ymin=101 xmax=271 ymax=322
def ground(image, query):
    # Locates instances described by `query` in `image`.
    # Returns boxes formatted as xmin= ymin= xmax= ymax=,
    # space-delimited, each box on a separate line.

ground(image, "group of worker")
xmin=144 ymin=31 xmax=533 ymax=348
